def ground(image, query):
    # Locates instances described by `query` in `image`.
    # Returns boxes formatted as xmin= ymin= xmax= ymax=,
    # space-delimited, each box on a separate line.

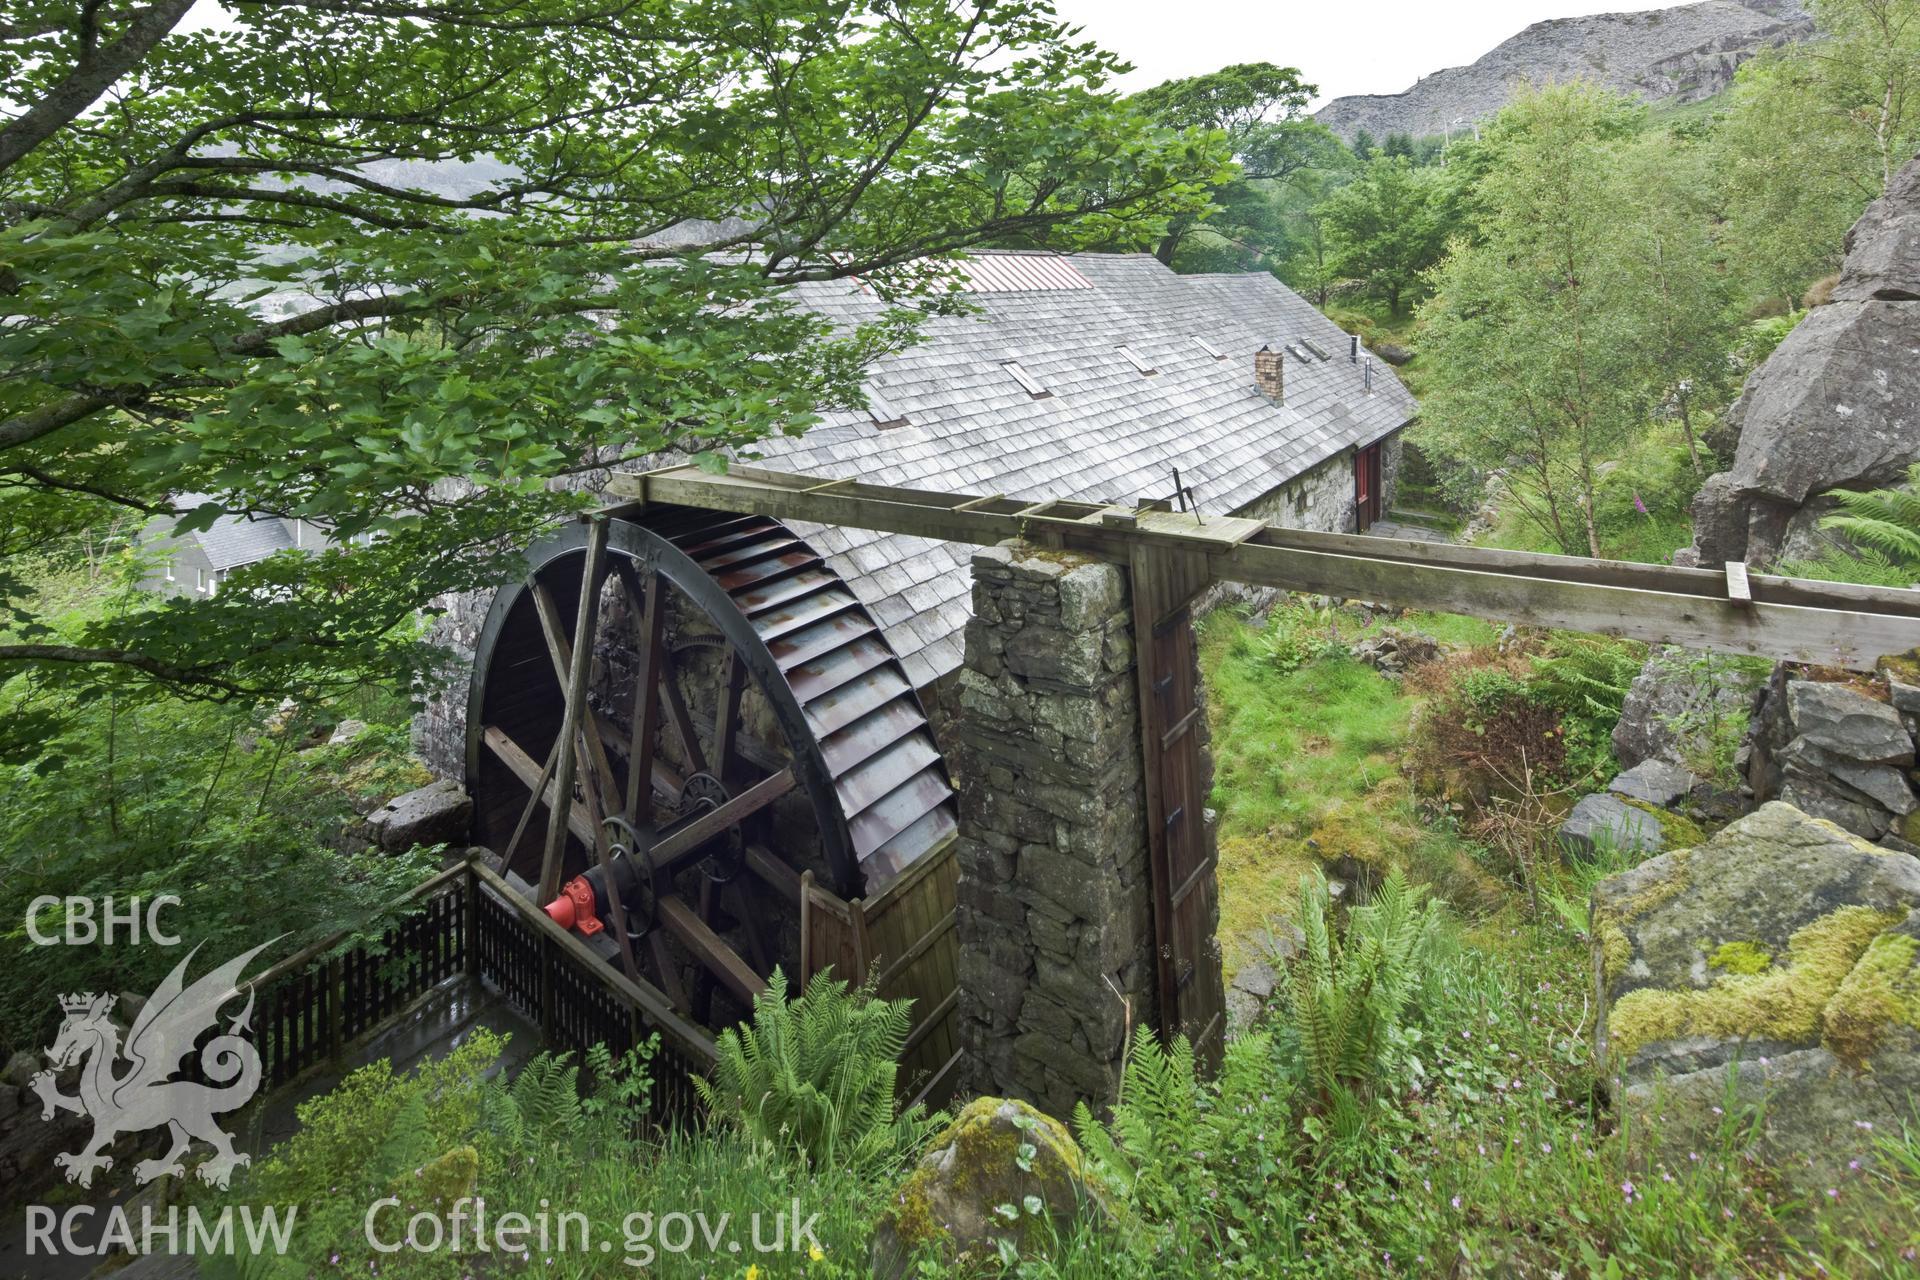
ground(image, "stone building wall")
xmin=949 ymin=541 xmax=1159 ymax=1118
xmin=1229 ymin=431 xmax=1402 ymax=534
xmin=412 ymin=586 xmax=492 ymax=781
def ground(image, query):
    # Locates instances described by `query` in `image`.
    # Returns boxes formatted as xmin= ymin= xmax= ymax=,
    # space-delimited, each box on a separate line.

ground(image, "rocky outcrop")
xmin=1747 ymin=670 xmax=1919 ymax=842
xmin=1688 ymin=154 xmax=1920 ymax=569
xmin=1612 ymin=645 xmax=1763 ymax=772
xmin=871 ymin=1097 xmax=1107 ymax=1279
xmin=1314 ymin=1 xmax=1812 ymax=143
xmin=1592 ymin=802 xmax=1920 ymax=1201
xmin=1348 ymin=628 xmax=1440 ymax=679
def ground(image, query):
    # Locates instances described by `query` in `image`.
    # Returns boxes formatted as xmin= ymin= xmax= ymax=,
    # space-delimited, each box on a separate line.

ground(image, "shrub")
xmin=1255 ymin=600 xmax=1347 ymax=674
xmin=1409 ymin=652 xmax=1568 ymax=799
xmin=694 ymin=967 xmax=939 ymax=1176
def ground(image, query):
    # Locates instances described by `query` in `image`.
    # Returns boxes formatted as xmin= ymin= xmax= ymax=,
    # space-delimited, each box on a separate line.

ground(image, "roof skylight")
xmin=1191 ymin=336 xmax=1226 ymax=361
xmin=1117 ymin=344 xmax=1157 ymax=376
xmin=1002 ymin=359 xmax=1050 ymax=398
xmin=866 ymin=387 xmax=909 ymax=429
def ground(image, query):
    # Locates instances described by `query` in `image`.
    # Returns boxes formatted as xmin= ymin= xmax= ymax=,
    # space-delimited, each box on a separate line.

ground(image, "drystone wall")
xmin=949 ymin=541 xmax=1160 ymax=1118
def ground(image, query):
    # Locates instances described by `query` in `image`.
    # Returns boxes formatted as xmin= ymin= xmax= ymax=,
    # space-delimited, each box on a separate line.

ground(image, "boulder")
xmin=366 ymin=779 xmax=473 ymax=852
xmin=1833 ymin=154 xmax=1920 ymax=303
xmin=871 ymin=1097 xmax=1107 ymax=1279
xmin=1 ymin=1050 xmax=39 ymax=1091
xmin=1592 ymin=802 xmax=1920 ymax=1203
xmin=1685 ymin=153 xmax=1920 ymax=569
xmin=1560 ymin=793 xmax=1664 ymax=862
xmin=1607 ymin=758 xmax=1697 ymax=808
xmin=1611 ymin=646 xmax=1760 ymax=771
xmin=326 ymin=718 xmax=370 ymax=747
xmin=1373 ymin=340 xmax=1415 ymax=366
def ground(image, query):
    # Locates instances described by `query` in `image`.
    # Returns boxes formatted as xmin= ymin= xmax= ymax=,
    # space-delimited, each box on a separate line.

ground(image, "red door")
xmin=1355 ymin=442 xmax=1382 ymax=532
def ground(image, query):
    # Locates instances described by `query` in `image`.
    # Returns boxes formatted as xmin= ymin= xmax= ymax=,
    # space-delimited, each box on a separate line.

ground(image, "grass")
xmin=1199 ymin=607 xmax=1502 ymax=978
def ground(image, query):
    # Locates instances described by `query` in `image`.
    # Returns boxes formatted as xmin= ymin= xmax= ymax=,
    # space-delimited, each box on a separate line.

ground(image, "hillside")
xmin=1313 ymin=0 xmax=1814 ymax=141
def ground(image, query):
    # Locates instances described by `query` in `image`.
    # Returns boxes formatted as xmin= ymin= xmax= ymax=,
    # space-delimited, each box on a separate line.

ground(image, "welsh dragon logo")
xmin=30 ymin=940 xmax=275 ymax=1190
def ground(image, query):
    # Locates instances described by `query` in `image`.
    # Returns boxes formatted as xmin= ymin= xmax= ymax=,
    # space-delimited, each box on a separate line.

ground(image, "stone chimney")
xmin=1253 ymin=345 xmax=1284 ymax=403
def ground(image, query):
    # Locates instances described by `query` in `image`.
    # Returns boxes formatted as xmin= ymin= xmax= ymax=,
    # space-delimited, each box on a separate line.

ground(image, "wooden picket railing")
xmin=242 ymin=856 xmax=718 ymax=1124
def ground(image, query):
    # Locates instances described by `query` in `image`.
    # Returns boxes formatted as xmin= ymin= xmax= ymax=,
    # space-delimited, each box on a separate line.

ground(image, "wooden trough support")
xmin=609 ymin=463 xmax=1920 ymax=1065
xmin=609 ymin=464 xmax=1920 ymax=673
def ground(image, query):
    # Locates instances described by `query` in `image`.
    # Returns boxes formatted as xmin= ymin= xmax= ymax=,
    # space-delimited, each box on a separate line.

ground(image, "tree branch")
xmin=0 ymin=643 xmax=246 ymax=695
xmin=0 ymin=0 xmax=198 ymax=175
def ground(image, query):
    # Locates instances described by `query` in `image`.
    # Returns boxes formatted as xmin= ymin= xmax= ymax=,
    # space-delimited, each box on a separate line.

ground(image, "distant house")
xmin=140 ymin=500 xmax=337 ymax=596
xmin=734 ymin=250 xmax=1419 ymax=691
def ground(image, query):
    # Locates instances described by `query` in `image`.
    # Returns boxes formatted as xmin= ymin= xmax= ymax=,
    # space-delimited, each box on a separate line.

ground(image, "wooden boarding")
xmin=1130 ymin=545 xmax=1228 ymax=1066
xmin=798 ymin=839 xmax=963 ymax=1106
xmin=610 ymin=465 xmax=1920 ymax=671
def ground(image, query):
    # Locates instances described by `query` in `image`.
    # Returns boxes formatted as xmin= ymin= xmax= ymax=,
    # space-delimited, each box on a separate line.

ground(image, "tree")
xmin=1714 ymin=0 xmax=1920 ymax=306
xmin=1613 ymin=132 xmax=1737 ymax=474
xmin=0 ymin=0 xmax=1226 ymax=712
xmin=1316 ymin=156 xmax=1449 ymax=315
xmin=1419 ymin=86 xmax=1654 ymax=558
xmin=1350 ymin=129 xmax=1377 ymax=162
xmin=1128 ymin=61 xmax=1342 ymax=266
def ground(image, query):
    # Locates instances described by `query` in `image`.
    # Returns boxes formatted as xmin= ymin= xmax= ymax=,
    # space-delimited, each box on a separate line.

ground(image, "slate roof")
xmin=730 ymin=251 xmax=1417 ymax=689
xmin=169 ymin=496 xmax=297 ymax=570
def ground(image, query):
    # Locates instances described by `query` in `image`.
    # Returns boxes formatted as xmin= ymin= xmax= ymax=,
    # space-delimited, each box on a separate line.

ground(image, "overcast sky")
xmin=180 ymin=1 xmax=1697 ymax=109
xmin=1050 ymin=0 xmax=1700 ymax=103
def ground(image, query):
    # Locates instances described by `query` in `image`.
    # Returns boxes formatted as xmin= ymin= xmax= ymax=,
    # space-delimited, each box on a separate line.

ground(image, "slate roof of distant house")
xmin=730 ymin=250 xmax=1417 ymax=689
xmin=166 ymin=496 xmax=296 ymax=570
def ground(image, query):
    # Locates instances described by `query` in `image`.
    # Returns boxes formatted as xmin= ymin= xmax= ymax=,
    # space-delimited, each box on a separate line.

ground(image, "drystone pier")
xmin=949 ymin=540 xmax=1164 ymax=1118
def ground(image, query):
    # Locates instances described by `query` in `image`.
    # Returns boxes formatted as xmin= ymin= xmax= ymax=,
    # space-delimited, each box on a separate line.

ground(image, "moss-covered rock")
xmin=1591 ymin=801 xmax=1920 ymax=1200
xmin=870 ymin=1097 xmax=1107 ymax=1279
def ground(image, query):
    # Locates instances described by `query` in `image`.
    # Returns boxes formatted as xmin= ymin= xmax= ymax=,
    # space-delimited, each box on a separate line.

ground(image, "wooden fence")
xmin=243 ymin=857 xmax=718 ymax=1124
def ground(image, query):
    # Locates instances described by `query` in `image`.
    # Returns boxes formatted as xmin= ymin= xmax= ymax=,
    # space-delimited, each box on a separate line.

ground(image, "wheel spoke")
xmin=659 ymin=893 xmax=767 ymax=1006
xmin=712 ymin=648 xmax=747 ymax=788
xmin=656 ymin=647 xmax=710 ymax=776
xmin=528 ymin=579 xmax=622 ymax=807
xmin=614 ymin=559 xmax=666 ymax=823
xmin=538 ymin=516 xmax=610 ymax=903
xmin=645 ymin=768 xmax=794 ymax=872
xmin=483 ymin=725 xmax=595 ymax=848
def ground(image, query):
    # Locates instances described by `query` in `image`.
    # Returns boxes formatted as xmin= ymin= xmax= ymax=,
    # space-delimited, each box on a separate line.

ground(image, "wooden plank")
xmin=1726 ymin=561 xmax=1753 ymax=606
xmin=646 ymin=768 xmax=795 ymax=869
xmin=1215 ymin=538 xmax=1918 ymax=671
xmin=484 ymin=725 xmax=596 ymax=847
xmin=608 ymin=465 xmax=1920 ymax=670
xmin=659 ymin=893 xmax=768 ymax=1005
xmin=1134 ymin=509 xmax=1266 ymax=549
xmin=470 ymin=861 xmax=717 ymax=1066
xmin=877 ymin=908 xmax=956 ymax=988
xmin=746 ymin=844 xmax=803 ymax=905
xmin=539 ymin=516 xmax=609 ymax=902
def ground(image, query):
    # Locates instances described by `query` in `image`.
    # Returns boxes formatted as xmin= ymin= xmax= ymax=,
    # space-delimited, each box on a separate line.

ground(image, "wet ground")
xmin=1 ymin=976 xmax=540 ymax=1280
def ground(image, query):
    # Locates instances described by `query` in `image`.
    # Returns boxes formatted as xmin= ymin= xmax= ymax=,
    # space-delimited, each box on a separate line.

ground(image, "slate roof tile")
xmin=717 ymin=252 xmax=1416 ymax=685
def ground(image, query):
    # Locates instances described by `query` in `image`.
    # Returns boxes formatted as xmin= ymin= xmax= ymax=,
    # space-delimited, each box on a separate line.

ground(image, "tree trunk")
xmin=1678 ymin=390 xmax=1702 ymax=475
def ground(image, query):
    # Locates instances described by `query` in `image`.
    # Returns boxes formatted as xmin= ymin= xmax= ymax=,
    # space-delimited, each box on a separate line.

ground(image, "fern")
xmin=1280 ymin=869 xmax=1442 ymax=1129
xmin=1073 ymin=1031 xmax=1290 ymax=1249
xmin=1796 ymin=464 xmax=1920 ymax=584
xmin=693 ymin=966 xmax=939 ymax=1174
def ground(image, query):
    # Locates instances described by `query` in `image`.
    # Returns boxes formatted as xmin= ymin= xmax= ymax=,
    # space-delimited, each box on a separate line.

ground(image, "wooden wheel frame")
xmin=464 ymin=504 xmax=957 ymax=1025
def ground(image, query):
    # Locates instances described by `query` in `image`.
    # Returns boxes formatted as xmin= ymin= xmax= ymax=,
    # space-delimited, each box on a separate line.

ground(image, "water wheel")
xmin=463 ymin=503 xmax=958 ymax=1027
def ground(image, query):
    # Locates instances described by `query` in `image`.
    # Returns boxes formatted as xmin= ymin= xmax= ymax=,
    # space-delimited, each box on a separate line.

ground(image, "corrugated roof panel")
xmin=956 ymin=252 xmax=1094 ymax=293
